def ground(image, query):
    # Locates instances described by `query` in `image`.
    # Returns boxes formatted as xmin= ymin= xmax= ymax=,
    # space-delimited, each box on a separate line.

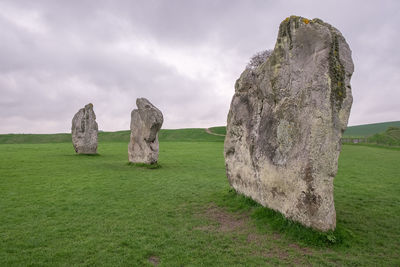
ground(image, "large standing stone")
xmin=128 ymin=98 xmax=163 ymax=164
xmin=224 ymin=16 xmax=353 ymax=231
xmin=71 ymin=103 xmax=98 ymax=154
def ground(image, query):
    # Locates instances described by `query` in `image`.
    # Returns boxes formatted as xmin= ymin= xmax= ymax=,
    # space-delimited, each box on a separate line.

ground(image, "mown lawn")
xmin=0 ymin=141 xmax=399 ymax=266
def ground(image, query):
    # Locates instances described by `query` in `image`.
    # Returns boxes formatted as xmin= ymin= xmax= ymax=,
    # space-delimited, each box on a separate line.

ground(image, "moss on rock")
xmin=329 ymin=33 xmax=346 ymax=108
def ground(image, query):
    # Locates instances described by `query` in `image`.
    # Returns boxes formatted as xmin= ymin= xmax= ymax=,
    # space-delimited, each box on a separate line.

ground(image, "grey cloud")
xmin=0 ymin=0 xmax=399 ymax=133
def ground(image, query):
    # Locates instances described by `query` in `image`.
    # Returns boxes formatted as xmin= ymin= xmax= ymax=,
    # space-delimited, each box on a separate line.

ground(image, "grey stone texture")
xmin=71 ymin=103 xmax=98 ymax=154
xmin=128 ymin=98 xmax=163 ymax=164
xmin=224 ymin=16 xmax=354 ymax=231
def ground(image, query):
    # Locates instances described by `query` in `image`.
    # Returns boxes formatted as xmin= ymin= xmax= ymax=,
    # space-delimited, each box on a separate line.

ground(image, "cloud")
xmin=0 ymin=0 xmax=399 ymax=133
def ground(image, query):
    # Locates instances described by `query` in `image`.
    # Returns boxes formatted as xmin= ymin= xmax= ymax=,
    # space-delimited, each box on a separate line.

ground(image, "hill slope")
xmin=343 ymin=121 xmax=400 ymax=137
xmin=210 ymin=121 xmax=400 ymax=138
xmin=368 ymin=127 xmax=400 ymax=146
xmin=0 ymin=128 xmax=224 ymax=144
xmin=1 ymin=121 xmax=399 ymax=144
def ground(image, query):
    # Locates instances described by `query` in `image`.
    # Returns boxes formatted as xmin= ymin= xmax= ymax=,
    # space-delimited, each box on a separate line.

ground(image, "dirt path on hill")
xmin=205 ymin=128 xmax=226 ymax=137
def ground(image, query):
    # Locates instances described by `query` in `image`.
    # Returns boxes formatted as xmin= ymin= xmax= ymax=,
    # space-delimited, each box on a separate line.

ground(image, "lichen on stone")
xmin=278 ymin=16 xmax=311 ymax=50
xmin=311 ymin=18 xmax=324 ymax=24
xmin=278 ymin=18 xmax=293 ymax=49
xmin=329 ymin=33 xmax=346 ymax=108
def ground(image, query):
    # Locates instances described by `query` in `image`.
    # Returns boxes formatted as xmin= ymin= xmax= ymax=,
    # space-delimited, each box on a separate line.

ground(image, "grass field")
xmin=2 ymin=121 xmax=399 ymax=144
xmin=0 ymin=132 xmax=399 ymax=265
xmin=211 ymin=122 xmax=400 ymax=147
xmin=0 ymin=129 xmax=224 ymax=144
xmin=343 ymin=121 xmax=400 ymax=137
xmin=368 ymin=127 xmax=400 ymax=146
xmin=198 ymin=121 xmax=400 ymax=139
xmin=208 ymin=127 xmax=227 ymax=136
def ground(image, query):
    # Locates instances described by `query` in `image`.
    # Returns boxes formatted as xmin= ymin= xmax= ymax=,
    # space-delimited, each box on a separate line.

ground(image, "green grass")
xmin=0 ymin=128 xmax=224 ymax=144
xmin=127 ymin=162 xmax=162 ymax=169
xmin=159 ymin=128 xmax=224 ymax=142
xmin=343 ymin=121 xmax=400 ymax=137
xmin=368 ymin=127 xmax=400 ymax=146
xmin=0 ymin=132 xmax=399 ymax=265
xmin=208 ymin=126 xmax=226 ymax=135
xmin=2 ymin=120 xmax=397 ymax=144
xmin=99 ymin=130 xmax=130 ymax=143
xmin=0 ymin=133 xmax=72 ymax=144
xmin=101 ymin=128 xmax=225 ymax=143
xmin=208 ymin=121 xmax=400 ymax=138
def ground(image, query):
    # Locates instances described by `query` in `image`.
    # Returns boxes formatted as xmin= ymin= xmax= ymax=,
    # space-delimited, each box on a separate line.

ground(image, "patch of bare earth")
xmin=273 ymin=233 xmax=281 ymax=240
xmin=247 ymin=233 xmax=263 ymax=245
xmin=148 ymin=256 xmax=160 ymax=266
xmin=196 ymin=203 xmax=314 ymax=265
xmin=202 ymin=204 xmax=249 ymax=232
xmin=289 ymin=243 xmax=313 ymax=256
xmin=263 ymin=248 xmax=289 ymax=260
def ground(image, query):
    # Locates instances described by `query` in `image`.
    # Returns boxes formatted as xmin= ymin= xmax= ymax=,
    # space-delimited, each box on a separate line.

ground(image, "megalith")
xmin=224 ymin=16 xmax=354 ymax=231
xmin=71 ymin=103 xmax=98 ymax=154
xmin=128 ymin=98 xmax=163 ymax=164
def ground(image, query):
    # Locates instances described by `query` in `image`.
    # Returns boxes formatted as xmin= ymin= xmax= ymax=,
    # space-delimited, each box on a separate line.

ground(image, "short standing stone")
xmin=128 ymin=98 xmax=163 ymax=164
xmin=71 ymin=103 xmax=98 ymax=154
xmin=224 ymin=16 xmax=354 ymax=231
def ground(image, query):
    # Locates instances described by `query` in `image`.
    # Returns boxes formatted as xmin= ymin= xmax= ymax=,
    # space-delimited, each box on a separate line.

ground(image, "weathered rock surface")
xmin=71 ymin=103 xmax=98 ymax=154
xmin=128 ymin=98 xmax=163 ymax=164
xmin=224 ymin=16 xmax=353 ymax=231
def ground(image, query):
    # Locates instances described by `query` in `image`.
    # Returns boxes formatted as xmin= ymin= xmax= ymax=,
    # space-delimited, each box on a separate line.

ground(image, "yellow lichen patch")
xmin=284 ymin=17 xmax=289 ymax=23
xmin=311 ymin=18 xmax=324 ymax=24
xmin=303 ymin=18 xmax=310 ymax=24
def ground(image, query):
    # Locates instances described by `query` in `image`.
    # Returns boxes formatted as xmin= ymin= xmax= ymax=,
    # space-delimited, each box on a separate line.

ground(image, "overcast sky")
xmin=0 ymin=0 xmax=399 ymax=133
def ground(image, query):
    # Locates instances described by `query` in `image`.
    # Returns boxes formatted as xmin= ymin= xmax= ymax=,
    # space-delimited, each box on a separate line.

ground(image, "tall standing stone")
xmin=224 ymin=16 xmax=354 ymax=231
xmin=128 ymin=98 xmax=163 ymax=164
xmin=71 ymin=103 xmax=98 ymax=154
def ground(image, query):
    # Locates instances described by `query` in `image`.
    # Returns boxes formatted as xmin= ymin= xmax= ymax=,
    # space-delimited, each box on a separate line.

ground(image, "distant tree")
xmin=246 ymin=49 xmax=272 ymax=69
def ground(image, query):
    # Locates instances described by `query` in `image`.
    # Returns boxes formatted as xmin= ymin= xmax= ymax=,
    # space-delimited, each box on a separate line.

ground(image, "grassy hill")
xmin=0 ymin=128 xmax=224 ymax=144
xmin=1 ymin=121 xmax=399 ymax=145
xmin=0 ymin=133 xmax=71 ymax=144
xmin=210 ymin=121 xmax=400 ymax=138
xmin=368 ymin=127 xmax=400 ymax=146
xmin=208 ymin=126 xmax=226 ymax=135
xmin=209 ymin=121 xmax=400 ymax=138
xmin=343 ymin=121 xmax=400 ymax=137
